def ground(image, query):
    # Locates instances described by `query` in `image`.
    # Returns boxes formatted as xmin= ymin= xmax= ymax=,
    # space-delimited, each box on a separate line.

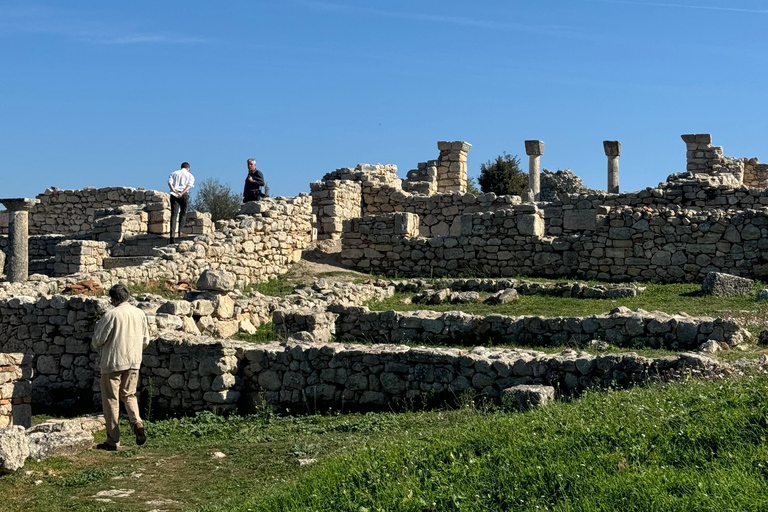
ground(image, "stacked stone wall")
xmin=150 ymin=335 xmax=724 ymax=411
xmin=743 ymin=159 xmax=768 ymax=189
xmin=320 ymin=305 xmax=746 ymax=350
xmin=91 ymin=195 xmax=314 ymax=288
xmin=309 ymin=180 xmax=362 ymax=240
xmin=0 ymin=187 xmax=170 ymax=236
xmin=341 ymin=205 xmax=768 ymax=282
xmin=53 ymin=241 xmax=109 ymax=276
xmin=403 ymin=161 xmax=438 ymax=195
xmin=0 ymin=353 xmax=32 ymax=428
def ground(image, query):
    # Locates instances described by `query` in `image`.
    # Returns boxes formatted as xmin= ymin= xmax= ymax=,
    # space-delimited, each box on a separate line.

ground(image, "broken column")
xmin=436 ymin=141 xmax=471 ymax=194
xmin=0 ymin=198 xmax=40 ymax=282
xmin=524 ymin=140 xmax=544 ymax=201
xmin=603 ymin=140 xmax=621 ymax=193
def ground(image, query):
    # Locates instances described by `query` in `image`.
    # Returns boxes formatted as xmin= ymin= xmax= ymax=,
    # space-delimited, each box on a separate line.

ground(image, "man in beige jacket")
xmin=92 ymin=283 xmax=150 ymax=450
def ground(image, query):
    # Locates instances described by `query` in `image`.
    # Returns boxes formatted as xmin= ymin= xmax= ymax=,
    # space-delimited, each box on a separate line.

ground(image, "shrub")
xmin=477 ymin=152 xmax=527 ymax=196
xmin=191 ymin=177 xmax=241 ymax=222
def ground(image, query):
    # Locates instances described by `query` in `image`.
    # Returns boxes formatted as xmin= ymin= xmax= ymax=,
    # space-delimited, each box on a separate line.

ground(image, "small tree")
xmin=466 ymin=176 xmax=480 ymax=196
xmin=477 ymin=152 xmax=527 ymax=196
xmin=191 ymin=178 xmax=241 ymax=222
xmin=263 ymin=181 xmax=271 ymax=198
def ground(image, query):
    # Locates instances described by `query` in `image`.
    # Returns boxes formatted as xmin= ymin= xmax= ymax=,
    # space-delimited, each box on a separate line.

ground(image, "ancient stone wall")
xmin=91 ymin=195 xmax=314 ymax=288
xmin=320 ymin=305 xmax=746 ymax=350
xmin=360 ymin=186 xmax=521 ymax=237
xmin=403 ymin=161 xmax=438 ymax=195
xmin=341 ymin=204 xmax=768 ymax=282
xmin=681 ymin=134 xmax=744 ymax=186
xmin=146 ymin=335 xmax=723 ymax=412
xmin=436 ymin=141 xmax=471 ymax=193
xmin=53 ymin=241 xmax=109 ymax=276
xmin=0 ymin=353 xmax=32 ymax=428
xmin=0 ymin=187 xmax=169 ymax=236
xmin=743 ymin=159 xmax=768 ymax=189
xmin=309 ymin=180 xmax=361 ymax=240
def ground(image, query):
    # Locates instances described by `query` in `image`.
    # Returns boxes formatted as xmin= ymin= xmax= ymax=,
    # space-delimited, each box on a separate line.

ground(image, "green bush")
xmin=477 ymin=152 xmax=527 ymax=196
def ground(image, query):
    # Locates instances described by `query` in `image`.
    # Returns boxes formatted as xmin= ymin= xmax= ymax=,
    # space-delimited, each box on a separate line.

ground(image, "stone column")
xmin=603 ymin=140 xmax=621 ymax=193
xmin=524 ymin=140 xmax=544 ymax=201
xmin=436 ymin=141 xmax=472 ymax=193
xmin=0 ymin=198 xmax=40 ymax=283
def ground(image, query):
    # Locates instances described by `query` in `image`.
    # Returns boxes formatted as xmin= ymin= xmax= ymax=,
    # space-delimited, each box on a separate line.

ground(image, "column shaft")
xmin=528 ymin=155 xmax=541 ymax=201
xmin=8 ymin=211 xmax=29 ymax=282
xmin=607 ymin=156 xmax=619 ymax=193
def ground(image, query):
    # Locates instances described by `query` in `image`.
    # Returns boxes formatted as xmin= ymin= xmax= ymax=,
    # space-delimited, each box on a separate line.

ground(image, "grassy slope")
xmin=4 ymin=376 xmax=768 ymax=511
xmin=220 ymin=375 xmax=768 ymax=512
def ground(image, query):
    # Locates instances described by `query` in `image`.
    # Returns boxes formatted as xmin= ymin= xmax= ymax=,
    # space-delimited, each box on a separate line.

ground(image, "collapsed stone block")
xmin=501 ymin=385 xmax=555 ymax=411
xmin=0 ymin=426 xmax=29 ymax=474
xmin=197 ymin=269 xmax=236 ymax=293
xmin=701 ymin=272 xmax=753 ymax=297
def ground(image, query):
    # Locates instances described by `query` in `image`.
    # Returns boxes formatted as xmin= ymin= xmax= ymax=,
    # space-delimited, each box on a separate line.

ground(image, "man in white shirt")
xmin=167 ymin=162 xmax=195 ymax=244
xmin=92 ymin=284 xmax=150 ymax=451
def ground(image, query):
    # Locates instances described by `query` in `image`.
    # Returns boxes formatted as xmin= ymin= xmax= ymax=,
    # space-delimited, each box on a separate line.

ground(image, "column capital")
xmin=681 ymin=134 xmax=712 ymax=145
xmin=524 ymin=140 xmax=544 ymax=156
xmin=603 ymin=141 xmax=621 ymax=157
xmin=437 ymin=141 xmax=472 ymax=152
xmin=0 ymin=198 xmax=40 ymax=211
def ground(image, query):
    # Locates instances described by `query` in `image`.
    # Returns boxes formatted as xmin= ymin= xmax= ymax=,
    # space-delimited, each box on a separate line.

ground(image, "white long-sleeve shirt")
xmin=168 ymin=169 xmax=195 ymax=196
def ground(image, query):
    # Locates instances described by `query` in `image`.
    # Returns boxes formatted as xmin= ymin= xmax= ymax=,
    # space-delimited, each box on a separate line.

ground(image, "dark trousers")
xmin=170 ymin=193 xmax=189 ymax=238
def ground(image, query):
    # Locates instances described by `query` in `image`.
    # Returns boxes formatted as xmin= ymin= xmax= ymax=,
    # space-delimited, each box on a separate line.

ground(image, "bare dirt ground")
xmin=284 ymin=239 xmax=366 ymax=285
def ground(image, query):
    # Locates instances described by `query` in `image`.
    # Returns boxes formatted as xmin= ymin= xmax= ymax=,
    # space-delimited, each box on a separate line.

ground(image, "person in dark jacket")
xmin=243 ymin=158 xmax=265 ymax=202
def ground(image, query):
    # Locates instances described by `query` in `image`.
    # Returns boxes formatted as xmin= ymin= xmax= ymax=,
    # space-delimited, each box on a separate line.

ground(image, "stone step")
xmin=111 ymin=235 xmax=197 ymax=257
xmin=102 ymin=256 xmax=155 ymax=269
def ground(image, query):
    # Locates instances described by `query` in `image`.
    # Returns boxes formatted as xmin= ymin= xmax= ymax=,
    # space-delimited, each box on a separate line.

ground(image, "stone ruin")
xmin=305 ymin=135 xmax=768 ymax=282
xmin=0 ymin=132 xmax=764 ymax=471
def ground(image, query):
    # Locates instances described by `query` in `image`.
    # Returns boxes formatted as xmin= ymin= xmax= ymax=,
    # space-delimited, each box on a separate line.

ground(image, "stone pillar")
xmin=436 ymin=141 xmax=472 ymax=193
xmin=524 ymin=140 xmax=544 ymax=201
xmin=0 ymin=198 xmax=40 ymax=283
xmin=603 ymin=140 xmax=621 ymax=193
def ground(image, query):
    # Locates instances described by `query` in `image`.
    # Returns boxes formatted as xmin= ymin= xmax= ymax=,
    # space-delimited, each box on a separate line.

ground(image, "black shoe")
xmin=96 ymin=442 xmax=117 ymax=451
xmin=169 ymin=237 xmax=176 ymax=244
xmin=135 ymin=425 xmax=146 ymax=446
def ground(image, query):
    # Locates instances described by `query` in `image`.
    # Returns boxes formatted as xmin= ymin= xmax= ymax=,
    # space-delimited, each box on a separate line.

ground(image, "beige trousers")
xmin=101 ymin=369 xmax=143 ymax=447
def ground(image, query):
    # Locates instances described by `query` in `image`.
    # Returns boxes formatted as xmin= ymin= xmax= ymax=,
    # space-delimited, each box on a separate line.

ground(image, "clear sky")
xmin=2 ymin=1 xmax=768 ymax=201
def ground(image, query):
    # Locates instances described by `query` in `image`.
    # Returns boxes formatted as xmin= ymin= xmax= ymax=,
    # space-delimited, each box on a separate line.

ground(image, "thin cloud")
xmin=585 ymin=0 xmax=768 ymax=14
xmin=298 ymin=0 xmax=595 ymax=40
xmin=0 ymin=5 xmax=207 ymax=44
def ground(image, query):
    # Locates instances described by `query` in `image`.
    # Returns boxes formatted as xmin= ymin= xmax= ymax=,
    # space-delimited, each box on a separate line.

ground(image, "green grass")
xmin=126 ymin=279 xmax=186 ymax=300
xmin=232 ymin=322 xmax=279 ymax=343
xmin=243 ymin=275 xmax=296 ymax=297
xmin=217 ymin=375 xmax=768 ymax=512
xmin=366 ymin=282 xmax=768 ymax=335
xmin=7 ymin=376 xmax=768 ymax=511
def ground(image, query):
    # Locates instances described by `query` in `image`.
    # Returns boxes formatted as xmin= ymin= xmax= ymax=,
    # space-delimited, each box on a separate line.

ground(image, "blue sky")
xmin=2 ymin=1 xmax=768 ymax=201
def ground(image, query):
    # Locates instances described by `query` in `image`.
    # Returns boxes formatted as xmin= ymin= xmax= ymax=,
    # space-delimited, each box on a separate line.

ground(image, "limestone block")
xmin=0 ymin=426 xmax=29 ymax=473
xmin=563 ymin=210 xmax=597 ymax=231
xmin=197 ymin=269 xmax=236 ymax=293
xmin=215 ymin=319 xmax=239 ymax=339
xmin=213 ymin=295 xmax=235 ymax=319
xmin=501 ymin=385 xmax=555 ymax=411
xmin=701 ymin=272 xmax=753 ymax=297
xmin=518 ymin=214 xmax=544 ymax=237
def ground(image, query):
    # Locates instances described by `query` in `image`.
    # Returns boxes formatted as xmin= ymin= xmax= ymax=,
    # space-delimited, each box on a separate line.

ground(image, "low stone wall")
xmin=146 ymin=335 xmax=725 ymax=413
xmin=279 ymin=305 xmax=746 ymax=351
xmin=0 ymin=353 xmax=31 ymax=428
xmin=53 ymin=241 xmax=109 ymax=276
xmin=376 ymin=278 xmax=641 ymax=299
